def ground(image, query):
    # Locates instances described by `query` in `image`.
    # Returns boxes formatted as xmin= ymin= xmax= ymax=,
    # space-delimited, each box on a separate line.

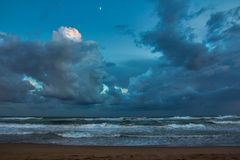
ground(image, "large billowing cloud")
xmin=139 ymin=0 xmax=213 ymax=70
xmin=0 ymin=27 xmax=106 ymax=104
xmin=127 ymin=0 xmax=240 ymax=114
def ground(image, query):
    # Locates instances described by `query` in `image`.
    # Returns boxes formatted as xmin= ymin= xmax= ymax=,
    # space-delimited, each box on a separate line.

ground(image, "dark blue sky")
xmin=0 ymin=0 xmax=240 ymax=116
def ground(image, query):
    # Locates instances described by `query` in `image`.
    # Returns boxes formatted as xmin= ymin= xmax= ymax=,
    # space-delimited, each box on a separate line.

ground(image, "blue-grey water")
xmin=0 ymin=116 xmax=239 ymax=146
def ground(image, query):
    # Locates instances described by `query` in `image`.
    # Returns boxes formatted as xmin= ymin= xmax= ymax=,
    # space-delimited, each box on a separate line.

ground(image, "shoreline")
xmin=2 ymin=142 xmax=240 ymax=148
xmin=0 ymin=143 xmax=239 ymax=160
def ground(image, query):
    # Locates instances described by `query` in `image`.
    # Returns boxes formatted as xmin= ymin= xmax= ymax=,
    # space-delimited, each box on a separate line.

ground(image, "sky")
xmin=0 ymin=0 xmax=240 ymax=117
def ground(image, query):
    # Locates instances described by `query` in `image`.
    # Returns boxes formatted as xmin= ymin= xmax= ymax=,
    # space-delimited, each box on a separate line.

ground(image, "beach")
xmin=0 ymin=143 xmax=239 ymax=160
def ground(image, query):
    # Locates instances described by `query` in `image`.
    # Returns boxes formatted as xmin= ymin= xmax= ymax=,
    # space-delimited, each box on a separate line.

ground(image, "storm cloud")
xmin=127 ymin=0 xmax=240 ymax=114
xmin=140 ymin=0 xmax=214 ymax=70
xmin=0 ymin=27 xmax=106 ymax=104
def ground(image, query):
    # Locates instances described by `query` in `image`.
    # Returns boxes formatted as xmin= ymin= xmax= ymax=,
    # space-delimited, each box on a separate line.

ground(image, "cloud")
xmin=140 ymin=0 xmax=213 ymax=70
xmin=52 ymin=26 xmax=82 ymax=42
xmin=206 ymin=6 xmax=240 ymax=54
xmin=0 ymin=27 xmax=106 ymax=104
xmin=127 ymin=0 xmax=240 ymax=114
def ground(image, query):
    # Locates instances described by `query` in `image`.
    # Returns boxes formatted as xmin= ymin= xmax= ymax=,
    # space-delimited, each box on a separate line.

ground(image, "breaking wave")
xmin=166 ymin=123 xmax=206 ymax=129
xmin=0 ymin=116 xmax=239 ymax=146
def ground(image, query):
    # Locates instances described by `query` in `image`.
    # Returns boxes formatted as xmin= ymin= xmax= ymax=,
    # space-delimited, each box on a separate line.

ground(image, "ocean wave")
xmin=166 ymin=123 xmax=206 ymax=129
xmin=0 ymin=122 xmax=208 ymax=130
xmin=210 ymin=120 xmax=240 ymax=124
xmin=0 ymin=123 xmax=45 ymax=128
xmin=167 ymin=116 xmax=195 ymax=120
xmin=0 ymin=117 xmax=43 ymax=120
xmin=0 ymin=131 xmax=35 ymax=135
xmin=56 ymin=132 xmax=124 ymax=138
xmin=0 ymin=116 xmax=239 ymax=122
xmin=78 ymin=123 xmax=124 ymax=128
xmin=215 ymin=115 xmax=240 ymax=119
xmin=54 ymin=133 xmax=220 ymax=139
xmin=57 ymin=132 xmax=92 ymax=138
xmin=0 ymin=123 xmax=129 ymax=130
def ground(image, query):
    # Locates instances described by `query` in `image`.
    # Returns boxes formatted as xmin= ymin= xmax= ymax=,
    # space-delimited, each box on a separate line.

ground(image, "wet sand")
xmin=0 ymin=143 xmax=239 ymax=160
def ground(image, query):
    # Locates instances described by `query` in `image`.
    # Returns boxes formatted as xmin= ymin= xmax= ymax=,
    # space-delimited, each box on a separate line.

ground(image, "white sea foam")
xmin=166 ymin=123 xmax=206 ymax=129
xmin=0 ymin=117 xmax=43 ymax=120
xmin=215 ymin=115 xmax=240 ymax=119
xmin=211 ymin=120 xmax=240 ymax=124
xmin=57 ymin=132 xmax=92 ymax=138
xmin=78 ymin=123 xmax=122 ymax=128
xmin=0 ymin=123 xmax=45 ymax=128
xmin=0 ymin=123 xmax=126 ymax=131
xmin=82 ymin=118 xmax=124 ymax=121
xmin=0 ymin=131 xmax=34 ymax=135
xmin=56 ymin=132 xmax=124 ymax=138
xmin=168 ymin=116 xmax=194 ymax=120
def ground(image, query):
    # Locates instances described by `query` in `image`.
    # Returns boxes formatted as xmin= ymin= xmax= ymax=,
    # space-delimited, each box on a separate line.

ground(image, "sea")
xmin=0 ymin=115 xmax=239 ymax=146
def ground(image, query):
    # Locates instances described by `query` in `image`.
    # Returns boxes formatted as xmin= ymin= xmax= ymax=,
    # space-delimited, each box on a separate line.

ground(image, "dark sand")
xmin=0 ymin=143 xmax=239 ymax=160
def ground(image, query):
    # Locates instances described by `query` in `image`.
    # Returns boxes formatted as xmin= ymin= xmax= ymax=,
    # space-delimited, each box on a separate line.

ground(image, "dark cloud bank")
xmin=128 ymin=0 xmax=240 ymax=115
xmin=0 ymin=30 xmax=106 ymax=104
xmin=0 ymin=0 xmax=240 ymax=116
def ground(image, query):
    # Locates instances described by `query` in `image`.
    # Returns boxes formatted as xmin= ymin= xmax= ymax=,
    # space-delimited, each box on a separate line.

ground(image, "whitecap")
xmin=210 ymin=120 xmax=240 ymax=124
xmin=57 ymin=132 xmax=92 ymax=138
xmin=166 ymin=123 xmax=206 ymax=129
xmin=0 ymin=117 xmax=43 ymax=120
xmin=215 ymin=115 xmax=240 ymax=119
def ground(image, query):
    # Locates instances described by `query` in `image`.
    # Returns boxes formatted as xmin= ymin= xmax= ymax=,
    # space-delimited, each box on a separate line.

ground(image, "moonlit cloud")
xmin=22 ymin=75 xmax=43 ymax=92
xmin=52 ymin=26 xmax=82 ymax=43
xmin=114 ymin=86 xmax=128 ymax=95
xmin=100 ymin=84 xmax=109 ymax=94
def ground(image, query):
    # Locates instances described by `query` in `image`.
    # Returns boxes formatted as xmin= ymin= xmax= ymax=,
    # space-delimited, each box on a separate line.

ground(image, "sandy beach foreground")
xmin=0 ymin=144 xmax=239 ymax=160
